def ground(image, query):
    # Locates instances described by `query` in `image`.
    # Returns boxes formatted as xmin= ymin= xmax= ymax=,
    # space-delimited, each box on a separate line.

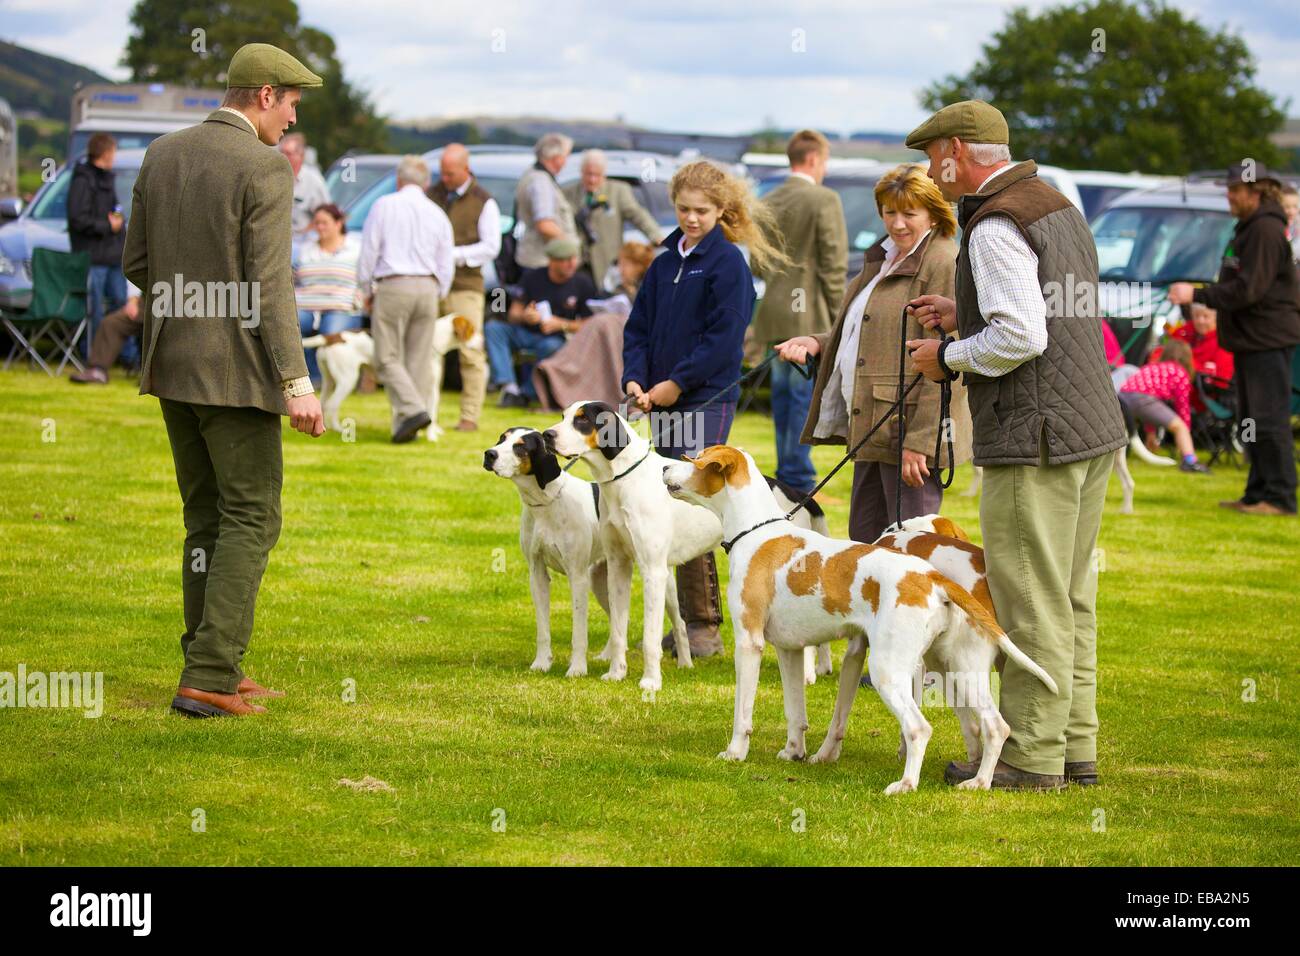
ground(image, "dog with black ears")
xmin=484 ymin=427 xmax=610 ymax=676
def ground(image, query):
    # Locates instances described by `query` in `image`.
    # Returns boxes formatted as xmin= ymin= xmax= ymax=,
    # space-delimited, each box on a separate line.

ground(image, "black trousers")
xmin=1236 ymin=346 xmax=1297 ymax=513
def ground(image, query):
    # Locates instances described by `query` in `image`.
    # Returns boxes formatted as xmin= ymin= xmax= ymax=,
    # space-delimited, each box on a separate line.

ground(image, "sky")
xmin=3 ymin=0 xmax=1298 ymax=134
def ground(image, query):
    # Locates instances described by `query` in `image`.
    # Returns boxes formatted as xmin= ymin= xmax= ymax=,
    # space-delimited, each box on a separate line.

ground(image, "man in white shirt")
xmin=358 ymin=154 xmax=455 ymax=442
xmin=427 ymin=143 xmax=501 ymax=432
xmin=279 ymin=132 xmax=331 ymax=234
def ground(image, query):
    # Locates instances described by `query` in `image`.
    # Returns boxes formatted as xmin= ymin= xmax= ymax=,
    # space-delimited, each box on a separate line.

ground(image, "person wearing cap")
xmin=487 ymin=236 xmax=595 ymax=408
xmin=123 ymin=42 xmax=326 ymax=719
xmin=1168 ymin=162 xmax=1300 ymax=517
xmin=356 ymin=154 xmax=455 ymax=442
xmin=902 ymin=100 xmax=1127 ymax=790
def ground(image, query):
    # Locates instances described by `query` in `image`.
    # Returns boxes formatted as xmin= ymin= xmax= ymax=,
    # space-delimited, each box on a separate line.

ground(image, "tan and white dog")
xmin=663 ymin=447 xmax=1058 ymax=794
xmin=302 ymin=313 xmax=481 ymax=439
xmin=484 ymin=427 xmax=610 ymax=676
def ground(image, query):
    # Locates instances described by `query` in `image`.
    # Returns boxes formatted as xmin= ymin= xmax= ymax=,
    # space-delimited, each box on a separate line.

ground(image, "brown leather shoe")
xmin=171 ymin=686 xmax=267 ymax=718
xmin=237 ymin=676 xmax=284 ymax=699
xmin=944 ymin=758 xmax=1067 ymax=791
xmin=1238 ymin=501 xmax=1294 ymax=517
xmin=454 ymin=419 xmax=478 ymax=432
xmin=1218 ymin=499 xmax=1248 ymax=511
xmin=1065 ymin=761 xmax=1099 ymax=786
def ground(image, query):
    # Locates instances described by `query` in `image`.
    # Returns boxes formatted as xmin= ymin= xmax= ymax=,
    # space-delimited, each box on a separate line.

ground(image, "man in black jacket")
xmin=1170 ymin=162 xmax=1300 ymax=516
xmin=67 ymin=132 xmax=128 ymax=364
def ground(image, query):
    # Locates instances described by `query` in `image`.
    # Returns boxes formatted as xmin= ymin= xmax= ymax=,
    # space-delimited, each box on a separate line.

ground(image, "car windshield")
xmin=757 ymin=176 xmax=885 ymax=252
xmin=1077 ymin=184 xmax=1137 ymax=221
xmin=1092 ymin=206 xmax=1235 ymax=284
xmin=27 ymin=164 xmax=141 ymax=226
xmin=326 ymin=161 xmax=395 ymax=212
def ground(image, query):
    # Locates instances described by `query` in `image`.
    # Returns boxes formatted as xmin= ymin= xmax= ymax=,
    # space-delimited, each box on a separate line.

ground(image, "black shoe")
xmin=944 ymin=758 xmax=1067 ymax=791
xmin=1065 ymin=761 xmax=1099 ymax=786
xmin=392 ymin=411 xmax=432 ymax=444
xmin=498 ymin=390 xmax=529 ymax=409
xmin=1179 ymin=458 xmax=1211 ymax=474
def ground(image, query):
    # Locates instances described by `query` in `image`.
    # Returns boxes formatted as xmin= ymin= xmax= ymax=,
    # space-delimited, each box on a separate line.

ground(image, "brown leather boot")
xmin=662 ymin=552 xmax=725 ymax=657
xmin=944 ymin=758 xmax=1067 ymax=791
xmin=1065 ymin=761 xmax=1099 ymax=786
xmin=171 ymin=686 xmax=267 ymax=718
xmin=237 ymin=676 xmax=284 ymax=699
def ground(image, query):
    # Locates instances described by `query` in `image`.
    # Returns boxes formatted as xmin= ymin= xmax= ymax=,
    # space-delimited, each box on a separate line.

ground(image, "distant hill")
xmin=0 ymin=40 xmax=111 ymax=119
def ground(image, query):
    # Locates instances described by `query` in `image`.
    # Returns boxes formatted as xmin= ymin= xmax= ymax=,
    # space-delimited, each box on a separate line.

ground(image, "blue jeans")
xmin=485 ymin=321 xmax=566 ymax=399
xmin=299 ymin=309 xmax=361 ymax=383
xmin=651 ymin=400 xmax=736 ymax=461
xmin=86 ymin=265 xmax=128 ymax=362
xmin=768 ymin=349 xmax=818 ymax=492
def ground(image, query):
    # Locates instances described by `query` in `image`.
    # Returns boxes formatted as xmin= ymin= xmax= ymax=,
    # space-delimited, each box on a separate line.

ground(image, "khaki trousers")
xmin=371 ymin=276 xmax=439 ymax=432
xmin=440 ymin=287 xmax=487 ymax=424
xmin=979 ymin=449 xmax=1111 ymax=775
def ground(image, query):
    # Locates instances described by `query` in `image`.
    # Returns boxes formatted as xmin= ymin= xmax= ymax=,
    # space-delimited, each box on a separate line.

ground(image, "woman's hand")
xmin=625 ymin=381 xmax=652 ymax=413
xmin=900 ymin=449 xmax=930 ymax=488
xmin=646 ymin=380 xmax=682 ymax=408
xmin=907 ymin=294 xmax=957 ymax=334
xmin=775 ymin=335 xmax=821 ymax=366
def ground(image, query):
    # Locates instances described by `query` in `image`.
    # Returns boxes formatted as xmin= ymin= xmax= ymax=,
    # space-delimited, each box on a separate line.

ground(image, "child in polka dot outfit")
xmin=1118 ymin=339 xmax=1209 ymax=473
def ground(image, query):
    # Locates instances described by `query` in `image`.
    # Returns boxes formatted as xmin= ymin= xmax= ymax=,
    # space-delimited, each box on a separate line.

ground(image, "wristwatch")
xmin=282 ymin=376 xmax=314 ymax=400
xmin=937 ymin=337 xmax=960 ymax=381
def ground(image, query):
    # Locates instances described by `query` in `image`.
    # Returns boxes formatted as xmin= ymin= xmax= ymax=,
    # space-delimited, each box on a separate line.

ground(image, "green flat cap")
xmin=905 ymin=100 xmax=1008 ymax=150
xmin=544 ymin=237 xmax=579 ymax=259
xmin=226 ymin=43 xmax=323 ymax=89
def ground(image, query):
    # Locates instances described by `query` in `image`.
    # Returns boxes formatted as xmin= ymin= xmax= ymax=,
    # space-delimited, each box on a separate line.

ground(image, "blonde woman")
xmin=776 ymin=164 xmax=972 ymax=542
xmin=623 ymin=159 xmax=788 ymax=657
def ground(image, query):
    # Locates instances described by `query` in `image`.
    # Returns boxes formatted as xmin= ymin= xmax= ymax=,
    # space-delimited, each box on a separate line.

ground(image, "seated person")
xmin=487 ymin=237 xmax=595 ymax=408
xmin=69 ymin=282 xmax=142 ymax=384
xmin=533 ymin=241 xmax=655 ymax=411
xmin=1148 ymin=303 xmax=1234 ymax=412
xmin=295 ymin=203 xmax=363 ymax=386
xmin=1118 ymin=339 xmax=1209 ymax=474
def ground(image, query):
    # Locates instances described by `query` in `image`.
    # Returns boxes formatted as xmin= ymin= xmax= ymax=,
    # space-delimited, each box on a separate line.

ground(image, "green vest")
xmin=955 ymin=161 xmax=1126 ymax=466
xmin=429 ymin=178 xmax=491 ymax=294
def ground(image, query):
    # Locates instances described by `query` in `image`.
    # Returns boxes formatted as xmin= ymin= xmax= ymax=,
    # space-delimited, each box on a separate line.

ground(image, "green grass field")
xmin=1 ymin=373 xmax=1297 ymax=866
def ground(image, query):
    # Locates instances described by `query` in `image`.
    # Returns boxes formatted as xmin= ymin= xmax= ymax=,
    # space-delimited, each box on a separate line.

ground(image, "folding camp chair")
xmin=1192 ymin=372 xmax=1240 ymax=468
xmin=1 ymin=248 xmax=91 ymax=375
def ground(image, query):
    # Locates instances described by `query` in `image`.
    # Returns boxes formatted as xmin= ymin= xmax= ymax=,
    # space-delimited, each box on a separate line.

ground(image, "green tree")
xmin=121 ymin=0 xmax=387 ymax=167
xmin=920 ymin=0 xmax=1287 ymax=174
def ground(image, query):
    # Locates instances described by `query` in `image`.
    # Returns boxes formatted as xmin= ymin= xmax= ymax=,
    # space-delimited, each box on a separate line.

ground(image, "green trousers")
xmin=160 ymin=399 xmax=283 ymax=694
xmin=979 ymin=450 xmax=1111 ymax=775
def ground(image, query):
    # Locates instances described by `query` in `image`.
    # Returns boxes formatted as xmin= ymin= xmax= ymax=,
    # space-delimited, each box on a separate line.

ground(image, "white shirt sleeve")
xmin=457 ymin=198 xmax=502 ymax=269
xmin=432 ymin=207 xmax=456 ymax=294
xmin=357 ymin=197 xmax=384 ymax=291
xmin=943 ymin=214 xmax=1048 ymax=378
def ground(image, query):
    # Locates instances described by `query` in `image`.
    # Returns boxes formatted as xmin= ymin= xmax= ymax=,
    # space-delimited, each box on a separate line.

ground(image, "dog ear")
xmin=692 ymin=445 xmax=747 ymax=486
xmin=523 ymin=431 xmax=562 ymax=489
xmin=452 ymin=315 xmax=473 ymax=341
xmin=578 ymin=401 xmax=631 ymax=461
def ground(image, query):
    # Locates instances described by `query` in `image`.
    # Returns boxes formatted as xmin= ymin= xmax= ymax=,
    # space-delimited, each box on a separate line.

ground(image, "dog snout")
xmin=541 ymin=429 xmax=558 ymax=451
xmin=483 ymin=449 xmax=498 ymax=470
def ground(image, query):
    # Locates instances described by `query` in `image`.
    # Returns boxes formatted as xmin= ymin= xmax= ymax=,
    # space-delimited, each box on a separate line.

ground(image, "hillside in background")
xmin=0 ymin=40 xmax=110 ymax=120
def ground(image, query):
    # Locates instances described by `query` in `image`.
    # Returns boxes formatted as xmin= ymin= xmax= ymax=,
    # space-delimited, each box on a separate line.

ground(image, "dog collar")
xmin=721 ymin=516 xmax=787 ymax=555
xmin=599 ymin=448 xmax=650 ymax=484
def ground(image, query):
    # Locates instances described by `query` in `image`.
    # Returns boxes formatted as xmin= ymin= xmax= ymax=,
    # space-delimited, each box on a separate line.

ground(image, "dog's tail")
xmin=1128 ymin=433 xmax=1175 ymax=467
xmin=932 ymin=573 xmax=1059 ymax=695
xmin=301 ymin=334 xmax=329 ymax=349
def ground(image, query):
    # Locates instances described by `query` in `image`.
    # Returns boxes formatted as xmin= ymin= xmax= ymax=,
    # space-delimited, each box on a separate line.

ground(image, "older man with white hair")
xmin=563 ymin=149 xmax=663 ymax=289
xmin=279 ymin=132 xmax=330 ymax=234
xmin=358 ymin=154 xmax=455 ymax=443
xmin=514 ymin=132 xmax=576 ymax=270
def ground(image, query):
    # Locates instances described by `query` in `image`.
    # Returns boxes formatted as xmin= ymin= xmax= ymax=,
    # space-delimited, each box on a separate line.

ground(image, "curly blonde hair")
xmin=669 ymin=160 xmax=790 ymax=275
xmin=874 ymin=164 xmax=958 ymax=238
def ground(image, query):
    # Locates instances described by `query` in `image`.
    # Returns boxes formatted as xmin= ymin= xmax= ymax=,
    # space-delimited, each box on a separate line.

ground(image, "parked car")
xmin=0 ymin=148 xmax=146 ymax=312
xmin=323 ymin=153 xmax=400 ymax=212
xmin=1090 ymin=180 xmax=1236 ymax=363
xmin=1034 ymin=164 xmax=1086 ymax=215
xmin=1069 ymin=170 xmax=1179 ymax=222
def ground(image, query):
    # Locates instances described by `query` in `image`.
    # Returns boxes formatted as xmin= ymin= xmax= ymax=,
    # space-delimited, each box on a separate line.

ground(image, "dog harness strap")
xmin=601 ymin=448 xmax=651 ymax=483
xmin=721 ymin=516 xmax=786 ymax=555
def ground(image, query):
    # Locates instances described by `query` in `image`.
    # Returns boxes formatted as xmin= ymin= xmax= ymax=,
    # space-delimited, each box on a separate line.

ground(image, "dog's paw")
xmin=638 ymin=675 xmax=662 ymax=693
xmin=808 ymin=744 xmax=841 ymax=765
xmin=565 ymin=662 xmax=588 ymax=678
xmin=528 ymin=656 xmax=552 ymax=673
xmin=674 ymin=653 xmax=693 ymax=669
xmin=816 ymin=661 xmax=833 ymax=677
xmin=956 ymin=777 xmax=990 ymax=791
xmin=883 ymin=778 xmax=917 ymax=796
xmin=717 ymin=747 xmax=747 ymax=762
xmin=776 ymin=743 xmax=806 ymax=761
xmin=601 ymin=662 xmax=627 ymax=681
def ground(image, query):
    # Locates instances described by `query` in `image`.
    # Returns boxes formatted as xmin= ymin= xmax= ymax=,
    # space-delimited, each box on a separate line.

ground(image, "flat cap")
xmin=226 ymin=43 xmax=323 ymax=89
xmin=905 ymin=100 xmax=1008 ymax=150
xmin=544 ymin=237 xmax=579 ymax=259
